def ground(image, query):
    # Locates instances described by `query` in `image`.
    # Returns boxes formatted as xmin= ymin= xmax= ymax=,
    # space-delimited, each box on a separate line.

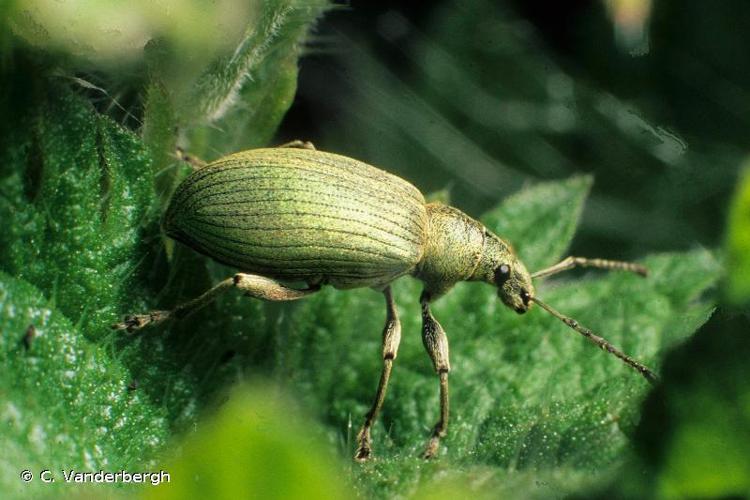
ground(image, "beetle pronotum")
xmin=114 ymin=141 xmax=656 ymax=461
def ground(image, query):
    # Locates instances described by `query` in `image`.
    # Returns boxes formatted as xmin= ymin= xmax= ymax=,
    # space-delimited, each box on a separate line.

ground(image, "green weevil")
xmin=114 ymin=141 xmax=657 ymax=461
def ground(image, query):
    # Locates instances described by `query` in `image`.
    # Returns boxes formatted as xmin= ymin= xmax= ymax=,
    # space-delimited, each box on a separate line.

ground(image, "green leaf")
xmin=142 ymin=80 xmax=179 ymax=207
xmin=481 ymin=175 xmax=593 ymax=272
xmin=726 ymin=164 xmax=750 ymax=305
xmin=0 ymin=272 xmax=169 ymax=496
xmin=273 ymin=177 xmax=718 ymax=498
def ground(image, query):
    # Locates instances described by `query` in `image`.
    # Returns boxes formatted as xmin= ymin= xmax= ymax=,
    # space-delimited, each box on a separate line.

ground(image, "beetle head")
xmin=495 ymin=255 xmax=534 ymax=314
xmin=475 ymin=232 xmax=534 ymax=314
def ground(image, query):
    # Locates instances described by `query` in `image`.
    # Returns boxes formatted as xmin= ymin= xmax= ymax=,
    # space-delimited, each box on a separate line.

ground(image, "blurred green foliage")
xmin=7 ymin=0 xmax=253 ymax=69
xmin=0 ymin=0 xmax=747 ymax=499
xmin=145 ymin=384 xmax=349 ymax=500
xmin=726 ymin=165 xmax=750 ymax=305
xmin=610 ymin=151 xmax=750 ymax=500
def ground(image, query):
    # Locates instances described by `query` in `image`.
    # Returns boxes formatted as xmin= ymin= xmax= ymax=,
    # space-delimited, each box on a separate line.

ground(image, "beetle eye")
xmin=495 ymin=264 xmax=511 ymax=284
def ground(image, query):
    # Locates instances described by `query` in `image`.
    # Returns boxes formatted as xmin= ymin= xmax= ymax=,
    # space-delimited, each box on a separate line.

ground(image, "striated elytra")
xmin=163 ymin=147 xmax=427 ymax=291
xmin=115 ymin=141 xmax=657 ymax=461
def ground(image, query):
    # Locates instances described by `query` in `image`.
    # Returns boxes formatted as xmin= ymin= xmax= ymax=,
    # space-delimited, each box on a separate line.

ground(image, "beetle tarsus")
xmin=174 ymin=147 xmax=206 ymax=169
xmin=354 ymin=429 xmax=373 ymax=462
xmin=420 ymin=371 xmax=449 ymax=460
xmin=112 ymin=310 xmax=170 ymax=334
xmin=422 ymin=432 xmax=443 ymax=460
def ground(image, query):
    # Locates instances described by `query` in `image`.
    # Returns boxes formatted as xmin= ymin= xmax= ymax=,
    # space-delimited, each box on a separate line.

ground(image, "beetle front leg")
xmin=112 ymin=273 xmax=319 ymax=333
xmin=355 ymin=286 xmax=401 ymax=462
xmin=420 ymin=291 xmax=450 ymax=459
xmin=531 ymin=256 xmax=648 ymax=279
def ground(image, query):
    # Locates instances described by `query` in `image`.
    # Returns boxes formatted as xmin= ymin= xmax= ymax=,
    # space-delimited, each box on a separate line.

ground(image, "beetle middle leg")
xmin=112 ymin=273 xmax=319 ymax=333
xmin=420 ymin=290 xmax=450 ymax=459
xmin=354 ymin=286 xmax=401 ymax=462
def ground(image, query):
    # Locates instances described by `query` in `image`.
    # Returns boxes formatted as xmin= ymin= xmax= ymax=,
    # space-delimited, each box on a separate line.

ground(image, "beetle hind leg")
xmin=354 ymin=286 xmax=401 ymax=462
xmin=112 ymin=273 xmax=319 ymax=333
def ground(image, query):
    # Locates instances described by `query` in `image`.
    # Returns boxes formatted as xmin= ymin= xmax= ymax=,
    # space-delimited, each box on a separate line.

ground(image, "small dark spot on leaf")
xmin=22 ymin=324 xmax=36 ymax=350
xmin=127 ymin=379 xmax=139 ymax=392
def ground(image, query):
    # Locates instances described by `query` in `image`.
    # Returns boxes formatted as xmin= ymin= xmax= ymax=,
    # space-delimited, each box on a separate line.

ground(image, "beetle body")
xmin=164 ymin=148 xmax=531 ymax=306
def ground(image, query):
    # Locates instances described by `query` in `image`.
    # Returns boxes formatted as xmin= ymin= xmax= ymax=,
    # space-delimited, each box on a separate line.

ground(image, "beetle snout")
xmin=514 ymin=289 xmax=532 ymax=314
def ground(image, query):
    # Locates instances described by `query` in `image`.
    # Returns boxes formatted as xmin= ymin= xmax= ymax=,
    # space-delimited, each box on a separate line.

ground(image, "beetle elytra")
xmin=114 ymin=141 xmax=656 ymax=461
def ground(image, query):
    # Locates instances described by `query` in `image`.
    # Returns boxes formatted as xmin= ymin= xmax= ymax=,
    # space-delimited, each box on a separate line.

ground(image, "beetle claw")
xmin=354 ymin=445 xmax=373 ymax=462
xmin=421 ymin=438 xmax=440 ymax=460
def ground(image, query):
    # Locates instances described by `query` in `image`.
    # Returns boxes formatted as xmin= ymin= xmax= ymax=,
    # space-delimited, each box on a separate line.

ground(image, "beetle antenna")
xmin=530 ymin=296 xmax=658 ymax=385
xmin=532 ymin=256 xmax=648 ymax=279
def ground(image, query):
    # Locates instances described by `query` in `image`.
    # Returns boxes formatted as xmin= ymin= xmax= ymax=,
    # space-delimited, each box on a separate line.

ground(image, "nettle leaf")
xmin=274 ymin=177 xmax=718 ymax=498
xmin=0 ymin=272 xmax=169 ymax=497
xmin=142 ymin=0 xmax=332 ymax=222
xmin=0 ymin=76 xmax=309 ymax=493
xmin=0 ymin=83 xmax=155 ymax=338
